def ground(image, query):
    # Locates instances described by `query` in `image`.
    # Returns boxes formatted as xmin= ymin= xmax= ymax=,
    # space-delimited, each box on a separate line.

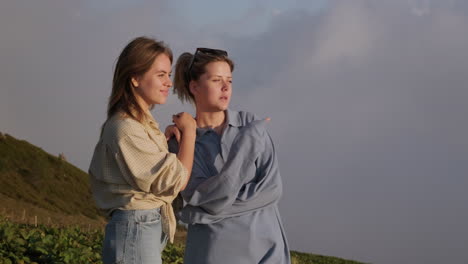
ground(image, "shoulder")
xmin=102 ymin=114 xmax=146 ymax=141
xmin=230 ymin=109 xmax=261 ymax=126
xmin=239 ymin=110 xmax=259 ymax=122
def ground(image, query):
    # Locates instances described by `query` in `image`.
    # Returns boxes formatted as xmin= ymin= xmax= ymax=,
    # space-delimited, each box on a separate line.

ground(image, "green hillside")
xmin=0 ymin=132 xmax=104 ymax=226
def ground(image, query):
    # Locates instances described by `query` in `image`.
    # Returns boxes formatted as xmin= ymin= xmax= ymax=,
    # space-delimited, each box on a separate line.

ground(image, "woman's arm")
xmin=180 ymin=132 xmax=283 ymax=223
xmin=177 ymin=132 xmax=196 ymax=190
xmin=184 ymin=119 xmax=269 ymax=214
xmin=113 ymin=121 xmax=188 ymax=199
xmin=171 ymin=112 xmax=197 ymax=191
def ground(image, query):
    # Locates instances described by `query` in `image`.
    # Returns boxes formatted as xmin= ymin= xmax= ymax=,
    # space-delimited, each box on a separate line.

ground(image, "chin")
xmin=202 ymin=101 xmax=229 ymax=112
xmin=218 ymin=105 xmax=229 ymax=111
xmin=154 ymin=99 xmax=167 ymax=105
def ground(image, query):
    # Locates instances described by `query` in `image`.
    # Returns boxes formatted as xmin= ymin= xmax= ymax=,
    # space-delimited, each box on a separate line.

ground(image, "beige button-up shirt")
xmin=89 ymin=111 xmax=187 ymax=243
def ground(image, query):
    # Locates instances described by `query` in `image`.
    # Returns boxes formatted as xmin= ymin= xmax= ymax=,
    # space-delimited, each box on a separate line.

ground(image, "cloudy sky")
xmin=1 ymin=0 xmax=468 ymax=263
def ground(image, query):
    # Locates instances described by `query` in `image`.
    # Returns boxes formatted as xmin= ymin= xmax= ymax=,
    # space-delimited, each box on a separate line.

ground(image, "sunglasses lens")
xmin=197 ymin=48 xmax=228 ymax=57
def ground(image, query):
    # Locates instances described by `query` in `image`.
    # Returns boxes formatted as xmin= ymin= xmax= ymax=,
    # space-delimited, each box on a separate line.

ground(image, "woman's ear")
xmin=131 ymin=76 xmax=140 ymax=88
xmin=189 ymin=80 xmax=197 ymax=96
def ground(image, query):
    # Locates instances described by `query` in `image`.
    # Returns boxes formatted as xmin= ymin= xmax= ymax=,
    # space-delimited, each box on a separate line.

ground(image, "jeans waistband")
xmin=110 ymin=208 xmax=161 ymax=222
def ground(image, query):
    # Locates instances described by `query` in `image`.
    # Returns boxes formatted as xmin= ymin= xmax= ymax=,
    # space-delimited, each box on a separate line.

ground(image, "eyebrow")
xmin=211 ymin=74 xmax=232 ymax=78
xmin=157 ymin=70 xmax=172 ymax=74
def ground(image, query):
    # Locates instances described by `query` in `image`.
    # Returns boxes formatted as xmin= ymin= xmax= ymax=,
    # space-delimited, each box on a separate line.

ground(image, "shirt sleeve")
xmin=114 ymin=124 xmax=188 ymax=202
xmin=236 ymin=132 xmax=282 ymax=202
xmin=182 ymin=130 xmax=283 ymax=221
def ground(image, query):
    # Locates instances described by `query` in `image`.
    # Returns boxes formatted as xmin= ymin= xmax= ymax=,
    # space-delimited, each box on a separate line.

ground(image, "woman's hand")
xmin=172 ymin=112 xmax=197 ymax=134
xmin=165 ymin=125 xmax=181 ymax=142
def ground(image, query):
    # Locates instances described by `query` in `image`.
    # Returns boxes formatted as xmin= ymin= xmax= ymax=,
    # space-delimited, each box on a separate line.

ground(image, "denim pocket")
xmin=135 ymin=209 xmax=161 ymax=224
xmin=135 ymin=210 xmax=164 ymax=263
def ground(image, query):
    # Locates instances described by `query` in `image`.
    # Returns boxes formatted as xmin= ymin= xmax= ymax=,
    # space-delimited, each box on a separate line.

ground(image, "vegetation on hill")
xmin=290 ymin=251 xmax=366 ymax=264
xmin=0 ymin=133 xmax=103 ymax=226
xmin=0 ymin=217 xmax=366 ymax=264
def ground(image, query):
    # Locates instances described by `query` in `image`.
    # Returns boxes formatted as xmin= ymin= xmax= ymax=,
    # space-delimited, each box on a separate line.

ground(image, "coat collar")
xmin=196 ymin=109 xmax=241 ymax=137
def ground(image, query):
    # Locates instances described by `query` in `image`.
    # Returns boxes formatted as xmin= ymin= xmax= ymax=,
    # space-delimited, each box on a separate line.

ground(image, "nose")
xmin=165 ymin=76 xmax=173 ymax=87
xmin=221 ymin=79 xmax=230 ymax=91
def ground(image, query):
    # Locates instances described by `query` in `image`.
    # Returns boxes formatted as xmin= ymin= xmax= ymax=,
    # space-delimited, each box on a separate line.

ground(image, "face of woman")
xmin=132 ymin=53 xmax=172 ymax=110
xmin=191 ymin=61 xmax=232 ymax=112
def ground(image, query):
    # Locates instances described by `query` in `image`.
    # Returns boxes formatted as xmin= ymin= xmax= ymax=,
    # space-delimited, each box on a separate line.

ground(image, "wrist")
xmin=181 ymin=129 xmax=196 ymax=138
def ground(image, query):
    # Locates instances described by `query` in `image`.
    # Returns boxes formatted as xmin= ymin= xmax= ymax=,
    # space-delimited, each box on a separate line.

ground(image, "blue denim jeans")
xmin=102 ymin=208 xmax=167 ymax=264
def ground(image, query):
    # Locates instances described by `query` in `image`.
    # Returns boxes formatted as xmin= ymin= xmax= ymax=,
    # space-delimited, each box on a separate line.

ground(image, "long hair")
xmin=107 ymin=36 xmax=173 ymax=122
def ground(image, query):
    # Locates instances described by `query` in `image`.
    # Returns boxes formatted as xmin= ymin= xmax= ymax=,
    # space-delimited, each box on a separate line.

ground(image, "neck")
xmin=196 ymin=110 xmax=226 ymax=133
xmin=135 ymin=93 xmax=150 ymax=112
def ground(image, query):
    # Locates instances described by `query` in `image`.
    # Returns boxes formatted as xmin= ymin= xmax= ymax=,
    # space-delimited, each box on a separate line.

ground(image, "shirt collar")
xmin=196 ymin=109 xmax=241 ymax=137
xmin=144 ymin=111 xmax=159 ymax=128
xmin=226 ymin=109 xmax=242 ymax=127
xmin=120 ymin=107 xmax=160 ymax=129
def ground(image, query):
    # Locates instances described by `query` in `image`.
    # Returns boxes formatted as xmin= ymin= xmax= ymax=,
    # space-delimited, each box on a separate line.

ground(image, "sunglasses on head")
xmin=187 ymin=48 xmax=228 ymax=80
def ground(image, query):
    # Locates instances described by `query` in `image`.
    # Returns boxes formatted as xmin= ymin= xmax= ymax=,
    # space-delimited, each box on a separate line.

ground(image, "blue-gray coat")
xmin=169 ymin=110 xmax=290 ymax=264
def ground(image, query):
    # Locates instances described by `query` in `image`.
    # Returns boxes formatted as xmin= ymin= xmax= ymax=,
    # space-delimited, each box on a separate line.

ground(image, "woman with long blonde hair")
xmin=89 ymin=36 xmax=196 ymax=264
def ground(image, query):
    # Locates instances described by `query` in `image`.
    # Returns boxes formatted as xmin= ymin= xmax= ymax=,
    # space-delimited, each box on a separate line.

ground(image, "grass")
xmin=0 ymin=133 xmax=104 ymax=227
xmin=291 ymin=251 xmax=367 ymax=264
xmin=1 ymin=217 xmax=367 ymax=264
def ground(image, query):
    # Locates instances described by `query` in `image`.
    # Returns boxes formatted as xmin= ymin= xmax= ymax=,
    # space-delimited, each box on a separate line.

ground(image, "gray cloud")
xmin=223 ymin=1 xmax=468 ymax=263
xmin=1 ymin=1 xmax=467 ymax=263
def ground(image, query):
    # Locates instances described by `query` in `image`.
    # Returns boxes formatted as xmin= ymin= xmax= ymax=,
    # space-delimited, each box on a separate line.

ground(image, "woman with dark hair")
xmin=168 ymin=48 xmax=291 ymax=264
xmin=89 ymin=36 xmax=196 ymax=264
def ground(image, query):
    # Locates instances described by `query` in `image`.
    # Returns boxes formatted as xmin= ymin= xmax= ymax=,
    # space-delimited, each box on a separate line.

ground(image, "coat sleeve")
xmin=183 ymin=120 xmax=268 ymax=214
